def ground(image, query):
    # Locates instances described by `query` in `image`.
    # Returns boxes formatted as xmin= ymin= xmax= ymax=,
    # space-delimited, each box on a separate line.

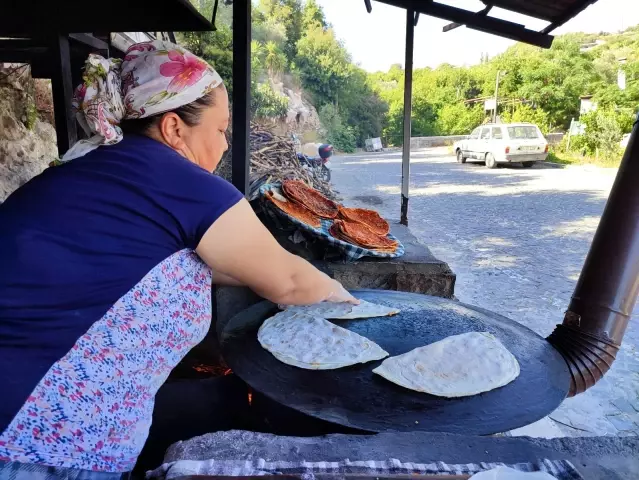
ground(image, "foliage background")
xmin=185 ymin=1 xmax=638 ymax=157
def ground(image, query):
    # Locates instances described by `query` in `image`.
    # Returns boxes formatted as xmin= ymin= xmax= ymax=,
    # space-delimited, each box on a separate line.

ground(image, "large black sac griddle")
xmin=220 ymin=290 xmax=570 ymax=435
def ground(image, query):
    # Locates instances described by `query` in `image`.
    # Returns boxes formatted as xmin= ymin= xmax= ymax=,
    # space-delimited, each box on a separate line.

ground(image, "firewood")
xmin=222 ymin=122 xmax=338 ymax=201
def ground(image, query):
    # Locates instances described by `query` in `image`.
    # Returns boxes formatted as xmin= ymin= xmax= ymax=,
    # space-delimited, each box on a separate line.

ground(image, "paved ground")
xmin=331 ymin=147 xmax=639 ymax=438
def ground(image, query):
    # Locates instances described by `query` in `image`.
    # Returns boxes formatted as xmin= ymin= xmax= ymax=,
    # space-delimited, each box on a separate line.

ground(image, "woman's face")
xmin=156 ymin=86 xmax=230 ymax=173
xmin=184 ymin=87 xmax=230 ymax=172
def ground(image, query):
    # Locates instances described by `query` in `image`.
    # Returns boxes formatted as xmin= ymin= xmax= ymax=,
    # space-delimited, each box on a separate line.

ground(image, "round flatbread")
xmin=282 ymin=180 xmax=339 ymax=219
xmin=281 ymin=300 xmax=400 ymax=320
xmin=266 ymin=190 xmax=321 ymax=228
xmin=258 ymin=310 xmax=388 ymax=369
xmin=339 ymin=206 xmax=390 ymax=236
xmin=372 ymin=332 xmax=520 ymax=397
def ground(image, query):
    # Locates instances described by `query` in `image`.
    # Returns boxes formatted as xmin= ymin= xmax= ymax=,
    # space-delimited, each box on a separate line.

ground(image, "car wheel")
xmin=485 ymin=152 xmax=497 ymax=169
xmin=522 ymin=161 xmax=535 ymax=168
xmin=456 ymin=150 xmax=466 ymax=164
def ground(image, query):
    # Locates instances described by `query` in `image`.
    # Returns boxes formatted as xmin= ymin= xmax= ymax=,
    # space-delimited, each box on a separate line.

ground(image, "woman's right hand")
xmin=197 ymin=198 xmax=361 ymax=306
xmin=324 ymin=279 xmax=359 ymax=305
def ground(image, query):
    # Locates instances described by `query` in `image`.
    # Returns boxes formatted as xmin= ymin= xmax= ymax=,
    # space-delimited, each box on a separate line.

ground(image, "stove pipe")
xmin=548 ymin=114 xmax=639 ymax=396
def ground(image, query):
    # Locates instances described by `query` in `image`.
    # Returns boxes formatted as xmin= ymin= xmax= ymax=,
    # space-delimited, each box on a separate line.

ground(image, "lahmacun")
xmin=282 ymin=180 xmax=339 ymax=219
xmin=267 ymin=190 xmax=321 ymax=228
xmin=339 ymin=206 xmax=390 ymax=236
xmin=330 ymin=219 xmax=398 ymax=252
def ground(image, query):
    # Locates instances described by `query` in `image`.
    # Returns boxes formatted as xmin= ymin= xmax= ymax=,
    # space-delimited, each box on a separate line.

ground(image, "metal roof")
xmin=0 ymin=0 xmax=212 ymax=36
xmin=374 ymin=0 xmax=599 ymax=48
xmin=489 ymin=0 xmax=597 ymax=27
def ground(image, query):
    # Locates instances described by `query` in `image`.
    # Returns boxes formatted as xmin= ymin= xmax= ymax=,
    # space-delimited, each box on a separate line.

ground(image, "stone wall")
xmin=409 ymin=132 xmax=565 ymax=150
xmin=0 ymin=64 xmax=58 ymax=202
xmin=410 ymin=135 xmax=467 ymax=149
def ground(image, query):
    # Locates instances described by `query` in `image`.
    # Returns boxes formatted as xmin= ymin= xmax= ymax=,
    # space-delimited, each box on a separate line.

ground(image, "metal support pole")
xmin=548 ymin=114 xmax=639 ymax=396
xmin=50 ymin=34 xmax=77 ymax=156
xmin=400 ymin=8 xmax=414 ymax=226
xmin=493 ymin=71 xmax=500 ymax=123
xmin=232 ymin=0 xmax=251 ymax=196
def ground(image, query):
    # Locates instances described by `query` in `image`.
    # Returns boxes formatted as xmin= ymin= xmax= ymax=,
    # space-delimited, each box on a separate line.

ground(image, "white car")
xmin=454 ymin=123 xmax=548 ymax=168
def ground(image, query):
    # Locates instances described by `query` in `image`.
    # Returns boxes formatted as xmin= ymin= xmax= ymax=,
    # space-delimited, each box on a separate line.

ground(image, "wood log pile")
xmin=218 ymin=122 xmax=337 ymax=200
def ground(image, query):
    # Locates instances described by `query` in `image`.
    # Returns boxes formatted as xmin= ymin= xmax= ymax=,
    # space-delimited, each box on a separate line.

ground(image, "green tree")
xmin=180 ymin=26 xmax=233 ymax=97
xmin=302 ymin=0 xmax=327 ymax=30
xmin=338 ymin=67 xmax=388 ymax=146
xmin=264 ymin=41 xmax=287 ymax=77
xmin=295 ymin=25 xmax=352 ymax=105
xmin=251 ymin=83 xmax=289 ymax=118
xmin=500 ymin=104 xmax=550 ymax=134
xmin=257 ymin=0 xmax=303 ymax=63
xmin=319 ymin=104 xmax=356 ymax=153
xmin=252 ymin=19 xmax=288 ymax=50
xmin=572 ymin=108 xmax=623 ymax=159
xmin=436 ymin=103 xmax=485 ymax=135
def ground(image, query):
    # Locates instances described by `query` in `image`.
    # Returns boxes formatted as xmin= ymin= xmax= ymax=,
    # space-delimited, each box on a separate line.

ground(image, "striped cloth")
xmin=258 ymin=184 xmax=405 ymax=261
xmin=148 ymin=457 xmax=583 ymax=479
xmin=0 ymin=461 xmax=127 ymax=480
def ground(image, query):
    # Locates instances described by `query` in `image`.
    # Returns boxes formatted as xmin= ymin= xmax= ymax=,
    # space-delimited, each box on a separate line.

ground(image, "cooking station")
xmin=221 ymin=290 xmax=569 ymax=436
xmin=3 ymin=0 xmax=639 ymax=479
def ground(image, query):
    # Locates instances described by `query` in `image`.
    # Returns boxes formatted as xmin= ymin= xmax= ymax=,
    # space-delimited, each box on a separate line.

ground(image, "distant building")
xmin=579 ymin=39 xmax=606 ymax=52
xmin=580 ymin=95 xmax=597 ymax=115
xmin=618 ymin=57 xmax=627 ymax=90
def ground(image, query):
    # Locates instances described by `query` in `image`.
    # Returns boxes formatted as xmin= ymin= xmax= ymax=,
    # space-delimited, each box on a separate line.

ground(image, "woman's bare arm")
xmin=211 ymin=270 xmax=244 ymax=286
xmin=196 ymin=199 xmax=356 ymax=305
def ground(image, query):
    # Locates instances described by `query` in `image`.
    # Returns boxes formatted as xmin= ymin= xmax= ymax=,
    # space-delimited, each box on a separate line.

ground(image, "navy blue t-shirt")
xmin=0 ymin=135 xmax=242 ymax=431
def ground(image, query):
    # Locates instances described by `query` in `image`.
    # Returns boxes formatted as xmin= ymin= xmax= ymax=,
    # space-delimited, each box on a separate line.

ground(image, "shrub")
xmin=319 ymin=104 xmax=356 ymax=153
xmin=251 ymin=82 xmax=289 ymax=118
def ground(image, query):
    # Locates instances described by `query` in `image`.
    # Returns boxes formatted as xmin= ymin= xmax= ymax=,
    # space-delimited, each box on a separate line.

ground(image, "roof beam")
xmin=0 ymin=0 xmax=213 ymax=36
xmin=375 ymin=0 xmax=554 ymax=48
xmin=68 ymin=34 xmax=109 ymax=54
xmin=0 ymin=38 xmax=47 ymax=63
xmin=364 ymin=0 xmax=373 ymax=14
xmin=541 ymin=0 xmax=598 ymax=34
xmin=443 ymin=5 xmax=491 ymax=34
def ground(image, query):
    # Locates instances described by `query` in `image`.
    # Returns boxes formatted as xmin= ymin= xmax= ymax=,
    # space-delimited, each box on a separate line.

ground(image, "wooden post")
xmin=49 ymin=34 xmax=77 ymax=156
xmin=232 ymin=0 xmax=251 ymax=196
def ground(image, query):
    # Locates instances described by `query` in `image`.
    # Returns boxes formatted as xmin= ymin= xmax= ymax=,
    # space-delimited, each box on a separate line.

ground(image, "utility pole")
xmin=493 ymin=71 xmax=501 ymax=123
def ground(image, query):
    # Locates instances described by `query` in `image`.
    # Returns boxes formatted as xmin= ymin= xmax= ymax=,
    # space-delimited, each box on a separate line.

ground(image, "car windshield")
xmin=507 ymin=126 xmax=539 ymax=139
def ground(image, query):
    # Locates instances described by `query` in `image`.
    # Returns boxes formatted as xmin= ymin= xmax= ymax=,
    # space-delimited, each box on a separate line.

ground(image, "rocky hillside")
xmin=0 ymin=64 xmax=58 ymax=202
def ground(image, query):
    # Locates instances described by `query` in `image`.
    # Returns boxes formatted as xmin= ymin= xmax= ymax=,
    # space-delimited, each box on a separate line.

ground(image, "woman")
xmin=0 ymin=41 xmax=355 ymax=478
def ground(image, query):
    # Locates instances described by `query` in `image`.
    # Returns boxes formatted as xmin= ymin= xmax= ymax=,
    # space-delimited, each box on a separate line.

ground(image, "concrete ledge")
xmin=164 ymin=430 xmax=639 ymax=480
xmin=313 ymin=223 xmax=455 ymax=297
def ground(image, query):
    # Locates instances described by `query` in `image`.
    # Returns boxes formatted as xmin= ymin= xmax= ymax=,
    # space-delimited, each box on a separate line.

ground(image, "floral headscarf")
xmin=61 ymin=40 xmax=223 ymax=161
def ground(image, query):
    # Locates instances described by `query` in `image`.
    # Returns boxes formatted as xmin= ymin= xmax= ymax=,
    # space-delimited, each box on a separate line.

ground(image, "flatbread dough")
xmin=280 ymin=299 xmax=400 ymax=320
xmin=258 ymin=310 xmax=389 ymax=369
xmin=373 ymin=332 xmax=520 ymax=397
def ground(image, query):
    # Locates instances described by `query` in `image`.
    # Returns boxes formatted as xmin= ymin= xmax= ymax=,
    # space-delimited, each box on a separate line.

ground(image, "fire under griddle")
xmin=220 ymin=290 xmax=570 ymax=435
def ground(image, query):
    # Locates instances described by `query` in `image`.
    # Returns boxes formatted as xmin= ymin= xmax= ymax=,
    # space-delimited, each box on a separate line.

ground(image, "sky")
xmin=316 ymin=0 xmax=639 ymax=72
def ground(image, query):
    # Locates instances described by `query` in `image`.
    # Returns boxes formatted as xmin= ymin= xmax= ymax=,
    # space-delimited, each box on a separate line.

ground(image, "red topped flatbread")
xmin=267 ymin=191 xmax=321 ymax=228
xmin=282 ymin=180 xmax=339 ymax=219
xmin=331 ymin=219 xmax=398 ymax=251
xmin=339 ymin=206 xmax=390 ymax=236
